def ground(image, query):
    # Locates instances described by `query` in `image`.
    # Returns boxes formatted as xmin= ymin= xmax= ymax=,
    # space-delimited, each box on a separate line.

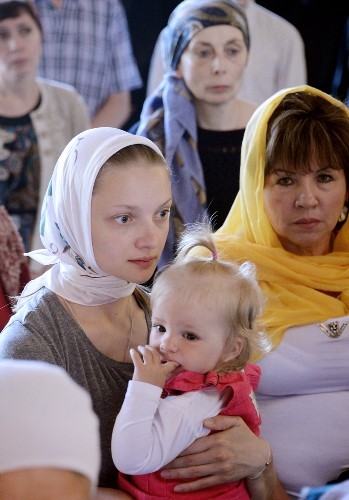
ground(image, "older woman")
xmin=194 ymin=85 xmax=349 ymax=498
xmin=136 ymin=0 xmax=256 ymax=267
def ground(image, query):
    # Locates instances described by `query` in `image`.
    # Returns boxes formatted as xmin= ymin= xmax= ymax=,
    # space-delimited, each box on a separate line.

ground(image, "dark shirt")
xmin=0 ymin=108 xmax=41 ymax=252
xmin=198 ymin=127 xmax=245 ymax=230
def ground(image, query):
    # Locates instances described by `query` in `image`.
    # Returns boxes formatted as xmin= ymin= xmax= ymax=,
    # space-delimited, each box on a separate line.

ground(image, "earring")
xmin=338 ymin=206 xmax=348 ymax=223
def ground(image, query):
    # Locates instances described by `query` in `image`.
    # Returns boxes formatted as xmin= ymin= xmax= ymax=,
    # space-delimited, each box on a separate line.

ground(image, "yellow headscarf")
xmin=201 ymin=85 xmax=349 ymax=352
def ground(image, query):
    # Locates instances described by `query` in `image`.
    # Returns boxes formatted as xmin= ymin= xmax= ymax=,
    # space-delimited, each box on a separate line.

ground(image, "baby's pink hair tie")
xmin=212 ymin=250 xmax=218 ymax=261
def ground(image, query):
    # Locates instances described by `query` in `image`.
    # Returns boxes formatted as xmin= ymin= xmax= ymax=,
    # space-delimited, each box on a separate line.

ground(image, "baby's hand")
xmin=131 ymin=345 xmax=179 ymax=388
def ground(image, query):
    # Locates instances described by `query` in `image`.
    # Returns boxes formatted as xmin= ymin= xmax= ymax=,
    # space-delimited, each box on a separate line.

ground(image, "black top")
xmin=0 ymin=96 xmax=41 ymax=251
xmin=198 ymin=127 xmax=245 ymax=230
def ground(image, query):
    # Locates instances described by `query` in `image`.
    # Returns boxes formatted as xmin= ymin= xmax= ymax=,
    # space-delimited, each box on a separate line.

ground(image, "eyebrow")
xmin=112 ymin=197 xmax=173 ymax=211
xmin=271 ymin=166 xmax=334 ymax=175
xmin=192 ymin=39 xmax=241 ymax=47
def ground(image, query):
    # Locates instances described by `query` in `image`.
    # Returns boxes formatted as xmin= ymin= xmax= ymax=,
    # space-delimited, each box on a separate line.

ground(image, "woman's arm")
xmin=160 ymin=415 xmax=279 ymax=498
xmin=271 ymin=478 xmax=290 ymax=500
xmin=246 ymin=461 xmax=278 ymax=500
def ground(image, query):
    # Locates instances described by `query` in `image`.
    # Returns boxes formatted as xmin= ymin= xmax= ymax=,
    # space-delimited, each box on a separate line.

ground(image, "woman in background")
xmin=0 ymin=1 xmax=90 ymax=277
xmin=136 ymin=0 xmax=256 ymax=267
xmin=0 ymin=204 xmax=29 ymax=330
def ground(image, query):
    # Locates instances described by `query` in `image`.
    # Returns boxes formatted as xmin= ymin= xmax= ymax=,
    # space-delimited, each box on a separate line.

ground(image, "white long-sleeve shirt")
xmin=112 ymin=380 xmax=223 ymax=474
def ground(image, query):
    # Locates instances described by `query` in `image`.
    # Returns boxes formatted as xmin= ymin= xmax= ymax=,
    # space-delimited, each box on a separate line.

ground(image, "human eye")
xmin=183 ymin=332 xmax=198 ymax=341
xmin=226 ymin=45 xmax=240 ymax=57
xmin=19 ymin=25 xmax=32 ymax=36
xmin=0 ymin=29 xmax=10 ymax=41
xmin=114 ymin=214 xmax=132 ymax=224
xmin=156 ymin=207 xmax=171 ymax=220
xmin=276 ymin=176 xmax=293 ymax=186
xmin=194 ymin=46 xmax=213 ymax=59
xmin=152 ymin=324 xmax=166 ymax=334
xmin=317 ymin=172 xmax=335 ymax=183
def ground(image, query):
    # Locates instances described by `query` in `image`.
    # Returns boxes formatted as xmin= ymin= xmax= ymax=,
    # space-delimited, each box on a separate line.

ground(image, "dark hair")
xmin=265 ymin=91 xmax=349 ymax=187
xmin=0 ymin=1 xmax=42 ymax=33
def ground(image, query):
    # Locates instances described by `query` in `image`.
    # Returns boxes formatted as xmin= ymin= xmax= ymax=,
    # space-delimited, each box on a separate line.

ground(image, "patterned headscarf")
xmin=18 ymin=127 xmax=165 ymax=307
xmin=165 ymin=0 xmax=249 ymax=70
xmin=192 ymin=85 xmax=349 ymax=352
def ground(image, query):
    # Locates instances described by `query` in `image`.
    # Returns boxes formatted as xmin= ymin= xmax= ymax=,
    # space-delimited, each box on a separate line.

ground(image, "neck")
xmin=0 ymin=78 xmax=40 ymax=116
xmin=196 ymin=98 xmax=244 ymax=130
xmin=51 ymin=0 xmax=64 ymax=8
xmin=67 ymin=294 xmax=131 ymax=320
xmin=95 ymin=295 xmax=131 ymax=318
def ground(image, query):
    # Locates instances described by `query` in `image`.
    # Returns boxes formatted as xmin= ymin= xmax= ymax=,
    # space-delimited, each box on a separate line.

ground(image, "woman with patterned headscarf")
xmin=136 ymin=0 xmax=256 ymax=267
xmin=0 ymin=127 xmax=277 ymax=498
xmin=191 ymin=85 xmax=349 ymax=498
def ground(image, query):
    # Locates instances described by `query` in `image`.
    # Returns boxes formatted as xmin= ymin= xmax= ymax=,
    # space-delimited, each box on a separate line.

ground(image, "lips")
xmin=130 ymin=257 xmax=155 ymax=263
xmin=12 ymin=58 xmax=28 ymax=65
xmin=294 ymin=218 xmax=321 ymax=228
xmin=209 ymin=85 xmax=230 ymax=93
xmin=129 ymin=257 xmax=156 ymax=269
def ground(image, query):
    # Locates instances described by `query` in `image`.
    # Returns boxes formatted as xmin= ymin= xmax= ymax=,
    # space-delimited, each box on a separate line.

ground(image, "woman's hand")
xmin=160 ymin=415 xmax=277 ymax=496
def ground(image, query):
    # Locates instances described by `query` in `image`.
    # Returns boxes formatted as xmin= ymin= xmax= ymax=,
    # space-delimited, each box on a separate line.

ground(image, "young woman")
xmin=113 ymin=222 xmax=272 ymax=499
xmin=0 ymin=1 xmax=90 ymax=276
xmin=0 ymin=127 xmax=276 ymax=499
xmin=136 ymin=0 xmax=257 ymax=267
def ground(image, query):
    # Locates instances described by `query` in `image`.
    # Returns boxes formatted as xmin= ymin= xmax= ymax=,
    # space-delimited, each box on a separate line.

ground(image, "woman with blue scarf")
xmin=136 ymin=0 xmax=256 ymax=267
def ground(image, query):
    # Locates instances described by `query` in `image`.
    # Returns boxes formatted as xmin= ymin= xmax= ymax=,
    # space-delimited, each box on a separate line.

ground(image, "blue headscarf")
xmin=136 ymin=0 xmax=250 ymax=267
xmin=165 ymin=0 xmax=249 ymax=70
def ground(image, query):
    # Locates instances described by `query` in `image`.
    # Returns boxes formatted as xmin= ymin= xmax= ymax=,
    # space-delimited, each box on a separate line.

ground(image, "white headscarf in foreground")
xmin=0 ymin=359 xmax=100 ymax=486
xmin=20 ymin=127 xmax=165 ymax=306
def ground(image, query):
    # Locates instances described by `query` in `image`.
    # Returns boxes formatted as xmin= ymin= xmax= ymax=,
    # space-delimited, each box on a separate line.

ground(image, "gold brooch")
xmin=317 ymin=321 xmax=348 ymax=339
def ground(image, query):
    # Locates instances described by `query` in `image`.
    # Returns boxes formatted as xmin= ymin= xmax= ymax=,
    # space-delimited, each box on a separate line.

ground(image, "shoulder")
xmin=36 ymin=78 xmax=90 ymax=123
xmin=4 ymin=288 xmax=64 ymax=332
xmin=0 ymin=289 xmax=69 ymax=363
xmin=236 ymin=99 xmax=258 ymax=127
xmin=36 ymin=78 xmax=86 ymax=102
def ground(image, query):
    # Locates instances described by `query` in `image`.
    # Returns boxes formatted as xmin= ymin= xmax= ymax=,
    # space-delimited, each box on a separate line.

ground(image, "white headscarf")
xmin=0 ymin=359 xmax=100 ymax=486
xmin=20 ymin=127 xmax=165 ymax=306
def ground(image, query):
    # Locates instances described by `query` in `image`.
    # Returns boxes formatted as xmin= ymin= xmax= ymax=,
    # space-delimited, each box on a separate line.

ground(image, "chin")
xmin=135 ymin=268 xmax=157 ymax=286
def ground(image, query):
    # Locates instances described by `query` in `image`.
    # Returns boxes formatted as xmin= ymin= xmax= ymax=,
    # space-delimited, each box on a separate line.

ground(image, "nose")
xmin=160 ymin=333 xmax=179 ymax=353
xmin=211 ymin=52 xmax=227 ymax=74
xmin=295 ymin=181 xmax=318 ymax=208
xmin=135 ymin=220 xmax=159 ymax=249
xmin=7 ymin=34 xmax=21 ymax=52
